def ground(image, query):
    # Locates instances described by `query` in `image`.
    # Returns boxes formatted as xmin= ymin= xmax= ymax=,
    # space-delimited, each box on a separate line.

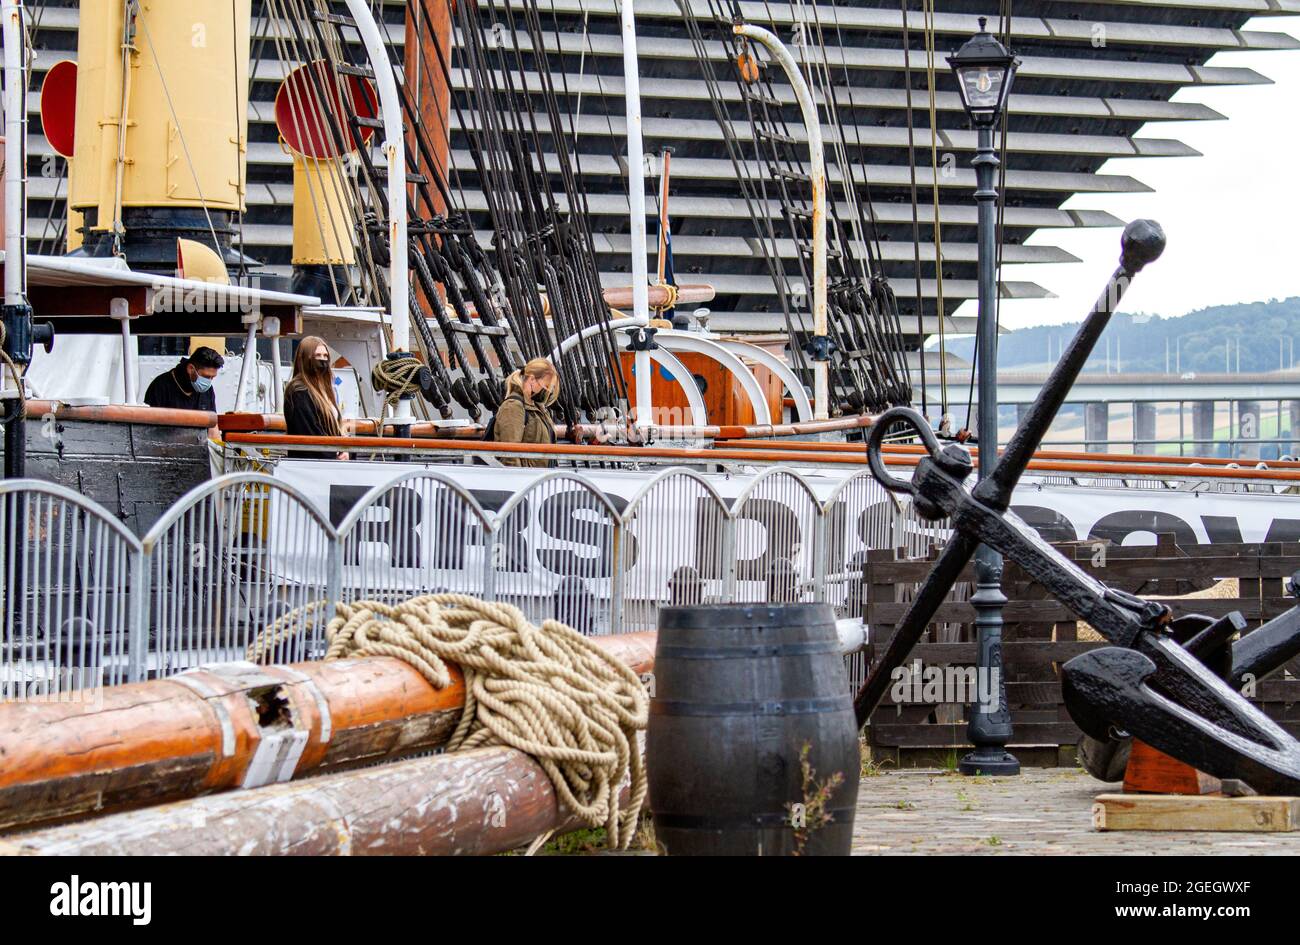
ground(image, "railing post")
xmin=127 ymin=546 xmax=150 ymax=683
xmin=482 ymin=521 xmax=498 ymax=602
xmin=325 ymin=538 xmax=342 ymax=615
xmin=609 ymin=514 xmax=625 ymax=634
xmin=721 ymin=510 xmax=738 ymax=603
xmin=812 ymin=499 xmax=828 ymax=605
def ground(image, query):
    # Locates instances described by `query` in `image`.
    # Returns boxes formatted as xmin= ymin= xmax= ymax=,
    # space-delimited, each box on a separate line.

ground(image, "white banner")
xmin=269 ymin=460 xmax=1300 ymax=609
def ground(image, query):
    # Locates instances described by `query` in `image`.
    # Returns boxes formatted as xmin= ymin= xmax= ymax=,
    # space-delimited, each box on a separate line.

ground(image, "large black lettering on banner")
xmin=426 ymin=487 xmax=488 ymax=569
xmin=1202 ymin=515 xmax=1244 ymax=545
xmin=819 ymin=498 xmax=896 ymax=574
xmin=328 ymin=484 xmax=368 ymax=526
xmin=1012 ymin=505 xmax=1079 ymax=544
xmin=692 ymin=496 xmax=727 ymax=579
xmin=1204 ymin=515 xmax=1300 ymax=544
xmin=823 ymin=500 xmax=848 ymax=575
xmin=536 ymin=490 xmax=628 ymax=578
xmin=1087 ymin=509 xmax=1197 ymax=547
xmin=693 ymin=496 xmax=804 ymax=581
xmin=1265 ymin=518 xmax=1300 ymax=543
xmin=330 ymin=484 xmax=422 ymax=568
xmin=740 ymin=498 xmax=800 ymax=582
xmin=470 ymin=490 xmax=530 ymax=574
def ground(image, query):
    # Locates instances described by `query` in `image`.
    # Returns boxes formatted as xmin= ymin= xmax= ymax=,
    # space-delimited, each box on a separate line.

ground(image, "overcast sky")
xmin=964 ymin=15 xmax=1300 ymax=331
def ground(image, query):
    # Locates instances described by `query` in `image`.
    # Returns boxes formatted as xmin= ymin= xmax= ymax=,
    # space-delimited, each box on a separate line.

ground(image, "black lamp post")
xmin=948 ymin=19 xmax=1020 ymax=776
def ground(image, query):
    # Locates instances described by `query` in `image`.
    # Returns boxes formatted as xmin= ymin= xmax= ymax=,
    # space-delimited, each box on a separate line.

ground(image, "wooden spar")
xmin=453 ymin=283 xmax=714 ymax=319
xmin=0 ymin=632 xmax=655 ymax=833
xmin=602 ymin=282 xmax=712 ymax=311
xmin=0 ymin=743 xmax=631 ymax=856
xmin=218 ymin=428 xmax=1300 ymax=481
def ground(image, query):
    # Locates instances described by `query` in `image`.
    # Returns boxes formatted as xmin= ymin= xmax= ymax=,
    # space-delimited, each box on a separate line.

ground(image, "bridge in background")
xmin=917 ymin=370 xmax=1300 ymax=459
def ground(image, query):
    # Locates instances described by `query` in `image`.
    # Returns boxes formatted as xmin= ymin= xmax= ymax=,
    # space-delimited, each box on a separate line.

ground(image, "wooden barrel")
xmin=646 ymin=603 xmax=860 ymax=855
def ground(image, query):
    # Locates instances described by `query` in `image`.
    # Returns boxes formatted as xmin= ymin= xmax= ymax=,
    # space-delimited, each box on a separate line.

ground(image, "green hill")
xmin=938 ymin=298 xmax=1300 ymax=374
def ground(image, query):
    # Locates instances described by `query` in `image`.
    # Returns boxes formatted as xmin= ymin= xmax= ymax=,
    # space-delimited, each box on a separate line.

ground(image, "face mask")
xmin=192 ymin=375 xmax=214 ymax=393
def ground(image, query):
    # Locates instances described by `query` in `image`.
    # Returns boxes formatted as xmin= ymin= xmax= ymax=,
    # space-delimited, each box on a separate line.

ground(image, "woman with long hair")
xmin=490 ymin=357 xmax=558 ymax=468
xmin=284 ymin=336 xmax=349 ymax=460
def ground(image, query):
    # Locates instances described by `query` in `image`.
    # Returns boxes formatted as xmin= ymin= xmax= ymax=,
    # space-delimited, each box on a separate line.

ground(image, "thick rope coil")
xmin=247 ymin=593 xmax=650 ymax=849
xmin=370 ymin=355 xmax=425 ymax=429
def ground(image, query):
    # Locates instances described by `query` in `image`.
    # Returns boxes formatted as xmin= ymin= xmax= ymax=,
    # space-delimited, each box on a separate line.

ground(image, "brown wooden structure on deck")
xmin=860 ymin=533 xmax=1300 ymax=768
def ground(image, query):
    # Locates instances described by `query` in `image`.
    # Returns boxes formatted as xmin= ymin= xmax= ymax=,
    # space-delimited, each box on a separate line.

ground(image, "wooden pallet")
xmin=1093 ymin=793 xmax=1300 ymax=832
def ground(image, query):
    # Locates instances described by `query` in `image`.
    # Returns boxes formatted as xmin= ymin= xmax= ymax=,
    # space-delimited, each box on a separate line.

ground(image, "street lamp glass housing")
xmin=947 ymin=19 xmax=1018 ymax=124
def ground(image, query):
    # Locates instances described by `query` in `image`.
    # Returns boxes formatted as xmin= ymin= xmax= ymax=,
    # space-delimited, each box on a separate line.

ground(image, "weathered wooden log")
xmin=0 ymin=744 xmax=626 ymax=856
xmin=0 ymin=632 xmax=655 ymax=832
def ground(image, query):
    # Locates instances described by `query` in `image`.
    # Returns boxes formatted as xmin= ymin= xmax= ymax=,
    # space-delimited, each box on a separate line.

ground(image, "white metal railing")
xmin=0 ymin=479 xmax=143 ymax=700
xmin=0 ymin=467 xmax=939 ymax=700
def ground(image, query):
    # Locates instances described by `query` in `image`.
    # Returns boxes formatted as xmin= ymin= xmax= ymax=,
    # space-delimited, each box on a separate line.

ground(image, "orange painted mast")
xmin=404 ymin=0 xmax=455 ymax=339
xmin=0 ymin=632 xmax=655 ymax=832
xmin=404 ymin=0 xmax=453 ymax=219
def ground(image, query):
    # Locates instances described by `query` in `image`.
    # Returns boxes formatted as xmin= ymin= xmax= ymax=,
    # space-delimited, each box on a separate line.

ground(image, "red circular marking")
xmin=40 ymin=60 xmax=78 ymax=158
xmin=274 ymin=61 xmax=378 ymax=159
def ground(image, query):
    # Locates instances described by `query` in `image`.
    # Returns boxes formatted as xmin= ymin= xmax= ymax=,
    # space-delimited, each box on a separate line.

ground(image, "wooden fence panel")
xmin=861 ymin=533 xmax=1300 ymax=766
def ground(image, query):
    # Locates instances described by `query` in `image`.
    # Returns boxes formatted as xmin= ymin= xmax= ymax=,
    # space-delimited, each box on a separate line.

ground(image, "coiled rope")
xmin=247 ymin=593 xmax=650 ymax=849
xmin=650 ymin=282 xmax=678 ymax=316
xmin=370 ymin=354 xmax=425 ymax=423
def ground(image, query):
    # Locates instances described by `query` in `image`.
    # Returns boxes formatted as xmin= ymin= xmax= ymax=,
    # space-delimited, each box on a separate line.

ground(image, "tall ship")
xmin=0 ymin=0 xmax=1298 ymax=852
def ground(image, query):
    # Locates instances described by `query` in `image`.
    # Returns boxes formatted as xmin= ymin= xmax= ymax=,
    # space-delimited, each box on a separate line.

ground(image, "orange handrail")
xmin=222 ymin=431 xmax=1300 ymax=482
xmin=25 ymin=399 xmax=217 ymax=429
xmin=721 ymin=437 xmax=1300 ymax=470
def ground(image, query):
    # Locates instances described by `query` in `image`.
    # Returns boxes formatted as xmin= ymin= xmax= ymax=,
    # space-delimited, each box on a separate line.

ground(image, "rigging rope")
xmin=922 ymin=0 xmax=948 ymax=417
xmin=900 ymin=0 xmax=928 ymax=417
xmin=684 ymin=0 xmax=911 ymax=414
xmin=247 ymin=593 xmax=650 ymax=850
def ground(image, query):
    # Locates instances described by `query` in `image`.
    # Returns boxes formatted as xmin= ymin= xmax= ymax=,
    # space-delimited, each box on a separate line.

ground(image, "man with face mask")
xmin=143 ymin=346 xmax=225 ymax=413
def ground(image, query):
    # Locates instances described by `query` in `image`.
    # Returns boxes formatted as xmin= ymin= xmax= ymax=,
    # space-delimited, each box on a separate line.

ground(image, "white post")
xmin=3 ymin=0 xmax=27 ymax=307
xmin=110 ymin=296 xmax=138 ymax=403
xmin=733 ymin=24 xmax=827 ymax=420
xmin=263 ymin=314 xmax=283 ymax=412
xmin=619 ymin=0 xmax=653 ymax=431
xmin=235 ymin=318 xmax=258 ymax=412
xmin=343 ymin=0 xmax=411 ymax=422
xmin=270 ymin=337 xmax=283 ymax=412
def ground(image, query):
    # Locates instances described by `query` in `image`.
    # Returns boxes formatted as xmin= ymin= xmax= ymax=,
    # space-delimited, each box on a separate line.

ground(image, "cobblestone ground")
xmin=851 ymin=767 xmax=1300 ymax=855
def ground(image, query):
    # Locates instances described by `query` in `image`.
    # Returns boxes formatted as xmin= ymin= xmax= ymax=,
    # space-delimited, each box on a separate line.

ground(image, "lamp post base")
xmin=962 ymin=546 xmax=1020 ymax=777
xmin=959 ymin=748 xmax=1021 ymax=777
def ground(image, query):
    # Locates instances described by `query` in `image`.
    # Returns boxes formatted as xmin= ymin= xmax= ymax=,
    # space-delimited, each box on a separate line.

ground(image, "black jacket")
xmin=143 ymin=364 xmax=217 ymax=413
xmin=284 ymin=385 xmax=341 ymax=459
